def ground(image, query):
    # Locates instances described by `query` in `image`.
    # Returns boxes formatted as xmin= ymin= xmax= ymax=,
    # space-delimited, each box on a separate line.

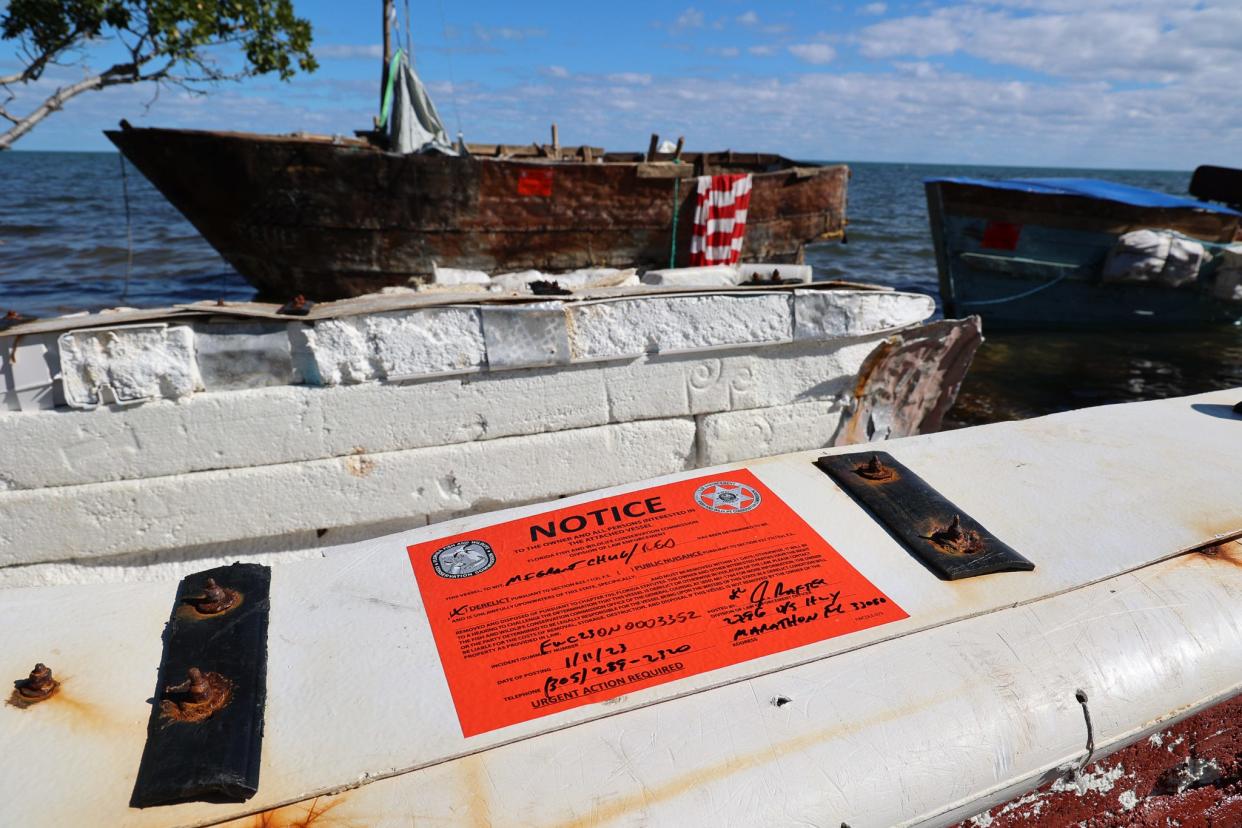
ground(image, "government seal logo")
xmin=693 ymin=481 xmax=761 ymax=514
xmin=432 ymin=539 xmax=496 ymax=578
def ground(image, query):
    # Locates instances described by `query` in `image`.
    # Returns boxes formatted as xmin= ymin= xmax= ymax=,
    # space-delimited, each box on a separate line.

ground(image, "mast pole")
xmin=381 ymin=0 xmax=395 ymax=114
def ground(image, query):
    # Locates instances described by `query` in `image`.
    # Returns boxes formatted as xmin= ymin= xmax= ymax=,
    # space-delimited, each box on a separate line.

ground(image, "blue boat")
xmin=924 ymin=175 xmax=1242 ymax=329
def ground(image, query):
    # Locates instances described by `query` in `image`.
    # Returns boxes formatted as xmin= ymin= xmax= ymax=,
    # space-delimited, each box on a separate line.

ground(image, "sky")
xmin=2 ymin=0 xmax=1241 ymax=169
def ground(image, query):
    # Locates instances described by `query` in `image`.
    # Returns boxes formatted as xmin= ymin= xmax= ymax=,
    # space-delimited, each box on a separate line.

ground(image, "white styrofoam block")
xmin=489 ymin=270 xmax=546 ymax=291
xmin=0 ymin=387 xmax=325 ymax=491
xmin=569 ymin=294 xmax=792 ymax=360
xmin=480 ymin=303 xmax=569 ymax=370
xmin=303 ymin=307 xmax=486 ymax=384
xmin=58 ymin=324 xmax=202 ymax=407
xmin=1 ymin=333 xmax=59 ymax=412
xmin=548 ymin=268 xmax=639 ymax=289
xmin=640 ymin=265 xmax=741 ymax=287
xmin=316 ymin=365 xmax=612 ymax=459
xmin=696 ymin=398 xmax=845 ymax=466
xmin=604 ymin=336 xmax=886 ymax=422
xmin=194 ymin=322 xmax=294 ymax=390
xmin=0 ymin=339 xmax=887 ymax=491
xmin=0 ymin=418 xmax=697 ymax=567
xmin=432 ymin=264 xmax=490 ymax=285
xmin=794 ymin=289 xmax=934 ymax=340
xmin=739 ymin=262 xmax=813 ymax=283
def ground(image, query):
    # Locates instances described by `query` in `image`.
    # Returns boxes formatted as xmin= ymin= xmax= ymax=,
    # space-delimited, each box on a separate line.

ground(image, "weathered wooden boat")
xmin=2 ymin=389 xmax=1240 ymax=826
xmin=104 ymin=2 xmax=850 ymax=301
xmin=104 ymin=125 xmax=847 ymax=300
xmin=0 ymin=279 xmax=979 ymax=586
xmin=925 ymin=173 xmax=1242 ymax=329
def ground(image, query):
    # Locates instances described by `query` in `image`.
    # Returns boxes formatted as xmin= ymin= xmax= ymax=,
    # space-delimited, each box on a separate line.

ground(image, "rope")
xmin=378 ymin=48 xmax=404 ymax=128
xmin=958 ymin=271 xmax=1070 ymax=307
xmin=403 ymin=0 xmax=412 ymax=56
xmin=669 ymin=175 xmax=681 ymax=268
xmin=118 ymin=153 xmax=134 ymax=302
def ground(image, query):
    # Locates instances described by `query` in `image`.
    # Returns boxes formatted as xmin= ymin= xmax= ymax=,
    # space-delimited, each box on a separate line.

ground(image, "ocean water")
xmin=1 ymin=152 xmax=1239 ymax=424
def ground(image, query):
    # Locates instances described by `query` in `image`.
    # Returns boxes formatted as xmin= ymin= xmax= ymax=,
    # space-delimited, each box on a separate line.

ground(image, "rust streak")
xmin=459 ymin=753 xmax=494 ymax=828
xmin=247 ymin=795 xmax=352 ymax=828
xmin=1196 ymin=542 xmax=1242 ymax=570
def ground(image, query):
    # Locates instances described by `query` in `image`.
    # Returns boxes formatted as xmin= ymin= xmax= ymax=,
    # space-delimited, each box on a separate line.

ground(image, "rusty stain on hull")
xmin=1197 ymin=541 xmax=1242 ymax=570
xmin=245 ymin=796 xmax=354 ymax=827
xmin=104 ymin=127 xmax=849 ymax=300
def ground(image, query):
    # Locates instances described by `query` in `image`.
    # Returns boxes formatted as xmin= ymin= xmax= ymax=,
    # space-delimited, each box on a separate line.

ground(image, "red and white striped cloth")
xmin=689 ymin=173 xmax=753 ymax=266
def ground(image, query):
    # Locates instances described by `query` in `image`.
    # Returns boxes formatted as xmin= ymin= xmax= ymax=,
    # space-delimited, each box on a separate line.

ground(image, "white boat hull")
xmin=1 ymin=389 xmax=1240 ymax=826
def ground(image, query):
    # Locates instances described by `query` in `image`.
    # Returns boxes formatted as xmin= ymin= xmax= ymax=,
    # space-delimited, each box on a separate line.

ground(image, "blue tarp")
xmin=926 ymin=176 xmax=1242 ymax=217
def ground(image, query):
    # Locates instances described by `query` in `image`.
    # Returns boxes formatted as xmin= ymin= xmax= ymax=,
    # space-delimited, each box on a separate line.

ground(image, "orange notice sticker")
xmin=407 ymin=469 xmax=907 ymax=736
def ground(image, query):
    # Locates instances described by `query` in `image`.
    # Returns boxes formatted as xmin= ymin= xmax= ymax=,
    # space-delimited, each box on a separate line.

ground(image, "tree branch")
xmin=0 ymin=71 xmax=121 ymax=150
xmin=1 ymin=27 xmax=88 ymax=86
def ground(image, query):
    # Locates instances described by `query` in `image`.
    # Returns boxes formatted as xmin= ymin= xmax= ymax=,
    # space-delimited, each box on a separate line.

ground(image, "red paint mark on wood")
xmin=981 ymin=221 xmax=1022 ymax=251
xmin=517 ymin=169 xmax=554 ymax=197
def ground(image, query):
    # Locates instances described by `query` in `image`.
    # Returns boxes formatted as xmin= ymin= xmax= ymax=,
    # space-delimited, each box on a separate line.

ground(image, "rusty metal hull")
xmin=105 ymin=127 xmax=849 ymax=300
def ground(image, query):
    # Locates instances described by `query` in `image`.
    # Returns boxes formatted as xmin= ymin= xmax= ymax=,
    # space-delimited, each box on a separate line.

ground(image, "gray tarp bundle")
xmin=387 ymin=52 xmax=456 ymax=155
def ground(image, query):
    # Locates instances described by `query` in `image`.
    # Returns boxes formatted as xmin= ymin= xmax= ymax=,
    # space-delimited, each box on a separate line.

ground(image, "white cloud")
xmin=669 ymin=8 xmax=705 ymax=33
xmin=893 ymin=61 xmax=939 ymax=79
xmin=707 ymin=47 xmax=741 ymax=58
xmin=788 ymin=43 xmax=836 ymax=65
xmin=855 ymin=1 xmax=1242 ymax=85
xmin=606 ymin=72 xmax=652 ymax=85
xmin=315 ymin=44 xmax=383 ymax=60
xmin=737 ymin=11 xmax=760 ymax=26
xmin=11 ymin=0 xmax=1242 ymax=172
xmin=859 ymin=2 xmax=887 ymax=15
xmin=472 ymin=25 xmax=547 ymax=42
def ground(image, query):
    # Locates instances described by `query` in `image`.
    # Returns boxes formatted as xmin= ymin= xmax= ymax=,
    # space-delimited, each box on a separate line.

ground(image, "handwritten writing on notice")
xmin=407 ymin=469 xmax=907 ymax=737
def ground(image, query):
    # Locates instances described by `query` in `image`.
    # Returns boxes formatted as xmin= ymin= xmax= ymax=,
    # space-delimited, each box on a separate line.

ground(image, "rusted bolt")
xmin=3 ymin=310 xmax=19 ymax=321
xmin=16 ymin=663 xmax=59 ymax=701
xmin=184 ymin=577 xmax=239 ymax=615
xmin=167 ymin=667 xmax=211 ymax=703
xmin=855 ymin=454 xmax=894 ymax=481
xmin=929 ymin=515 xmax=985 ymax=555
xmin=161 ymin=667 xmax=233 ymax=722
xmin=277 ymin=293 xmax=315 ymax=316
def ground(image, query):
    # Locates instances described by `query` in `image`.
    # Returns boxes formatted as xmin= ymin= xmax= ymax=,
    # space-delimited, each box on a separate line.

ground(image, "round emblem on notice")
xmin=694 ymin=481 xmax=762 ymax=514
xmin=432 ymin=540 xmax=496 ymax=579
